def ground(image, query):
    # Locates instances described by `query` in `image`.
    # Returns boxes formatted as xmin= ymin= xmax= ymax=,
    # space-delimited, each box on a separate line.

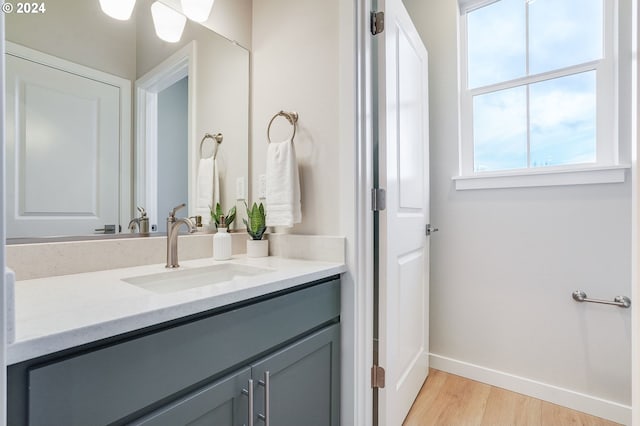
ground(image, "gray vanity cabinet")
xmin=8 ymin=277 xmax=340 ymax=426
xmin=136 ymin=324 xmax=340 ymax=426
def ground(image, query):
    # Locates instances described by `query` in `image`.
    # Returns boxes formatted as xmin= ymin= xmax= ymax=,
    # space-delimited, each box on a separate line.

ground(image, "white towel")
xmin=196 ymin=157 xmax=220 ymax=225
xmin=265 ymin=138 xmax=301 ymax=228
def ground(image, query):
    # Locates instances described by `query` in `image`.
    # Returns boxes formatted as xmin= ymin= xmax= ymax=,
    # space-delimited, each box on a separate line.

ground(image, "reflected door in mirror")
xmin=6 ymin=53 xmax=121 ymax=238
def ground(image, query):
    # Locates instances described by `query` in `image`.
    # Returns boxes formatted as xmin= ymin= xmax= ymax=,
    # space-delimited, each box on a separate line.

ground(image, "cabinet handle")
xmin=258 ymin=371 xmax=270 ymax=426
xmin=242 ymin=379 xmax=254 ymax=426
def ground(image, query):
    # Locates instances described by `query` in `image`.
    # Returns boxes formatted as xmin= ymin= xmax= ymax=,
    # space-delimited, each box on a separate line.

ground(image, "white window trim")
xmin=453 ymin=164 xmax=628 ymax=190
xmin=455 ymin=0 xmax=624 ymax=190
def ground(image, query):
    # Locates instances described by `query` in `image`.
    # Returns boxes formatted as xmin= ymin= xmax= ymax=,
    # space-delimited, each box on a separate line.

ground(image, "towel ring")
xmin=267 ymin=111 xmax=299 ymax=144
xmin=200 ymin=133 xmax=223 ymax=159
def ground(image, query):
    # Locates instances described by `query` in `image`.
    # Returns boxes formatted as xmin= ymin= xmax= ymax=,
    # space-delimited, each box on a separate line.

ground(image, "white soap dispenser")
xmin=213 ymin=215 xmax=232 ymax=260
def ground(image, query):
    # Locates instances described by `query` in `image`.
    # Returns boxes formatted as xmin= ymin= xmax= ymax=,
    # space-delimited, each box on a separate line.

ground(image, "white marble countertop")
xmin=8 ymin=256 xmax=346 ymax=365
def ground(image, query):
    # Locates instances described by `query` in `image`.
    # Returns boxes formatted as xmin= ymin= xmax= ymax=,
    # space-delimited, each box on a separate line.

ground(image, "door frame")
xmin=135 ymin=41 xmax=196 ymax=228
xmin=631 ymin=0 xmax=639 ymax=422
xmin=353 ymin=0 xmax=375 ymax=425
xmin=1 ymin=14 xmax=7 ymax=426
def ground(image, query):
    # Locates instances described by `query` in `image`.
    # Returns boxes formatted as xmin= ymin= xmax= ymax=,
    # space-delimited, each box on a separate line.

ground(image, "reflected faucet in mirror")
xmin=129 ymin=207 xmax=150 ymax=235
xmin=166 ymin=203 xmax=196 ymax=268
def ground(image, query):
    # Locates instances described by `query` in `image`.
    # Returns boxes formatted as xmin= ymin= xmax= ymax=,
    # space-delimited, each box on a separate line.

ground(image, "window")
xmin=456 ymin=0 xmax=626 ymax=189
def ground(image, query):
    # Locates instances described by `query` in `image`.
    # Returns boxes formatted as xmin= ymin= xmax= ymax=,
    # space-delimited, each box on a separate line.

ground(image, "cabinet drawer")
xmin=28 ymin=278 xmax=340 ymax=426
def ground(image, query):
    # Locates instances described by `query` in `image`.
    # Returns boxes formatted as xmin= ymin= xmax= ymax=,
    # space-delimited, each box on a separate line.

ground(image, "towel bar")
xmin=200 ymin=133 xmax=223 ymax=159
xmin=267 ymin=110 xmax=298 ymax=143
xmin=572 ymin=290 xmax=631 ymax=308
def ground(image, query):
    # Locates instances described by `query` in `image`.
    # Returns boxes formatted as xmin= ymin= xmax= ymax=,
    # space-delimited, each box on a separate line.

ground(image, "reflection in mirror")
xmin=4 ymin=0 xmax=249 ymax=240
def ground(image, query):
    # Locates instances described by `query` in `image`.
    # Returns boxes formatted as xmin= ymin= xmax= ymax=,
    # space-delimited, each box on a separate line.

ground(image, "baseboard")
xmin=429 ymin=353 xmax=632 ymax=425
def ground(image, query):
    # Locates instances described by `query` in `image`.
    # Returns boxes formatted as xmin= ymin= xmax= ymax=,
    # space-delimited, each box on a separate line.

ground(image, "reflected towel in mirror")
xmin=266 ymin=138 xmax=301 ymax=228
xmin=196 ymin=157 xmax=220 ymax=225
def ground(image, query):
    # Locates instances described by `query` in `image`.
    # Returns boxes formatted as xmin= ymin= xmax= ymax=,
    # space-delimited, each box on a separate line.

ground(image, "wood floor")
xmin=403 ymin=369 xmax=622 ymax=426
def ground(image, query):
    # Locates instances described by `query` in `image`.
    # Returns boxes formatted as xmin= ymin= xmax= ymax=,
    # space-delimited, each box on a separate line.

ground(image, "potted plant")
xmin=210 ymin=203 xmax=236 ymax=231
xmin=243 ymin=201 xmax=268 ymax=257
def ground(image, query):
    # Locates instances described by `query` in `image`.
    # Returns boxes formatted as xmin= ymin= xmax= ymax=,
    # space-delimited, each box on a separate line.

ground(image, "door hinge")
xmin=426 ymin=224 xmax=439 ymax=236
xmin=371 ymin=188 xmax=386 ymax=211
xmin=371 ymin=365 xmax=386 ymax=389
xmin=371 ymin=11 xmax=385 ymax=35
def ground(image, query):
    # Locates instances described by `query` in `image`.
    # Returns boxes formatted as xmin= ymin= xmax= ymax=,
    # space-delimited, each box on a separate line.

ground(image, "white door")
xmin=5 ymin=52 xmax=121 ymax=238
xmin=377 ymin=0 xmax=430 ymax=424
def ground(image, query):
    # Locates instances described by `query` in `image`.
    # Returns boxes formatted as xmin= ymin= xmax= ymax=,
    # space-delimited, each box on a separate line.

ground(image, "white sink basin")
xmin=122 ymin=263 xmax=271 ymax=293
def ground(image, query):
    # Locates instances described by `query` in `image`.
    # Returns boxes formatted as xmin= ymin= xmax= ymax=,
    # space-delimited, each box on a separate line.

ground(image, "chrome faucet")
xmin=166 ymin=203 xmax=196 ymax=268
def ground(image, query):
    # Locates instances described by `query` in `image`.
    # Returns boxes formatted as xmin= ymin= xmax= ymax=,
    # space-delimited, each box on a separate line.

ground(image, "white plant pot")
xmin=246 ymin=239 xmax=268 ymax=258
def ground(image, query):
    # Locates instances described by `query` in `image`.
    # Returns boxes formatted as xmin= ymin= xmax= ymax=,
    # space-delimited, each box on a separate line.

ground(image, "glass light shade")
xmin=99 ymin=0 xmax=136 ymax=20
xmin=181 ymin=0 xmax=214 ymax=22
xmin=151 ymin=2 xmax=187 ymax=43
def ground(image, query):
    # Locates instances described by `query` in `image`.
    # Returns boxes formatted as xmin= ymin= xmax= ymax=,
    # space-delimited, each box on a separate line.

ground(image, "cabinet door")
xmin=251 ymin=324 xmax=340 ymax=426
xmin=132 ymin=368 xmax=251 ymax=426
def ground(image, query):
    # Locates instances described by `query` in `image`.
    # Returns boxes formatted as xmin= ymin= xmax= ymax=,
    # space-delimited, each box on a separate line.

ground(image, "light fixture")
xmin=151 ymin=1 xmax=187 ymax=43
xmin=181 ymin=0 xmax=214 ymax=23
xmin=98 ymin=0 xmax=136 ymax=20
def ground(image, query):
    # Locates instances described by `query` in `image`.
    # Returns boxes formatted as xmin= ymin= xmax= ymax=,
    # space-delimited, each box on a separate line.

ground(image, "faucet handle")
xmin=169 ymin=203 xmax=187 ymax=218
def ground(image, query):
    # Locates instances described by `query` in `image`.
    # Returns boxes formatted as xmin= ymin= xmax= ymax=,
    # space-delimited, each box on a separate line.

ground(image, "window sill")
xmin=452 ymin=165 xmax=629 ymax=190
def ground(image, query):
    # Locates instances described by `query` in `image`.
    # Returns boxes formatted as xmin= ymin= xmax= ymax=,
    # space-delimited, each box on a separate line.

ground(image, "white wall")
xmin=404 ymin=0 xmax=632 ymax=421
xmin=251 ymin=0 xmax=342 ymax=235
xmin=162 ymin=0 xmax=252 ymax=49
xmin=5 ymin=0 xmax=136 ymax=80
xmin=205 ymin=0 xmax=252 ymax=49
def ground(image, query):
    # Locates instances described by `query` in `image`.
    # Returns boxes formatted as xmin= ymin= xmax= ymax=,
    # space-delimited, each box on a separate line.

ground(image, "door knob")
xmin=94 ymin=224 xmax=116 ymax=234
xmin=426 ymin=224 xmax=438 ymax=236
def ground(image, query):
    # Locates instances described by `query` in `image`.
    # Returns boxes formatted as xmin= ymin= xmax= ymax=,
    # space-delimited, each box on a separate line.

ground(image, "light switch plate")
xmin=236 ymin=177 xmax=246 ymax=200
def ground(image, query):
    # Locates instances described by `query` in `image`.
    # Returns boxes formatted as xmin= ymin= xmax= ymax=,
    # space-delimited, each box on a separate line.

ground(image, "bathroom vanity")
xmin=6 ymin=256 xmax=344 ymax=425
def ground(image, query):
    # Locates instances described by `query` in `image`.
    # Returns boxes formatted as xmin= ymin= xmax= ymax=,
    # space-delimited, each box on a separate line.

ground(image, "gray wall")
xmin=404 ymin=0 xmax=632 ymax=411
xmin=157 ymin=78 xmax=189 ymax=232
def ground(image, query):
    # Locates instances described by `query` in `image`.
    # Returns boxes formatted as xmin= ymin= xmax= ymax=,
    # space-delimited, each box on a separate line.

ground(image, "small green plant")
xmin=210 ymin=203 xmax=236 ymax=229
xmin=243 ymin=201 xmax=266 ymax=240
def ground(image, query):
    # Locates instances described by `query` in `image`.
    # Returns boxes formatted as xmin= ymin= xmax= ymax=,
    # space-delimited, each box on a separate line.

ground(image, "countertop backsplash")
xmin=7 ymin=233 xmax=346 ymax=280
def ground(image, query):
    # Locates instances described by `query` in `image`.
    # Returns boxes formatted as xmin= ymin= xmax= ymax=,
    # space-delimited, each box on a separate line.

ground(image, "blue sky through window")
xmin=467 ymin=0 xmax=602 ymax=172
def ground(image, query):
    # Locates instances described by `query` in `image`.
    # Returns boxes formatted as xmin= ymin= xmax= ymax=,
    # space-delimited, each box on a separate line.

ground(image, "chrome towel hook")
xmin=267 ymin=110 xmax=299 ymax=143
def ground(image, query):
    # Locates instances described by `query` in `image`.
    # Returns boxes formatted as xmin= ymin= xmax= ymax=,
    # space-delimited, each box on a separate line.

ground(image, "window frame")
xmin=455 ymin=0 xmax=627 ymax=190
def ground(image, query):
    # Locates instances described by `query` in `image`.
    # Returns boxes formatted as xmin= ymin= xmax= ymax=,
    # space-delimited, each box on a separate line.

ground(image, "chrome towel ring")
xmin=267 ymin=111 xmax=299 ymax=144
xmin=200 ymin=132 xmax=223 ymax=159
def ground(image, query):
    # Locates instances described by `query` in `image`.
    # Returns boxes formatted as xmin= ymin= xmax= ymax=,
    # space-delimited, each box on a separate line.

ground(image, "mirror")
xmin=4 ymin=0 xmax=249 ymax=240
